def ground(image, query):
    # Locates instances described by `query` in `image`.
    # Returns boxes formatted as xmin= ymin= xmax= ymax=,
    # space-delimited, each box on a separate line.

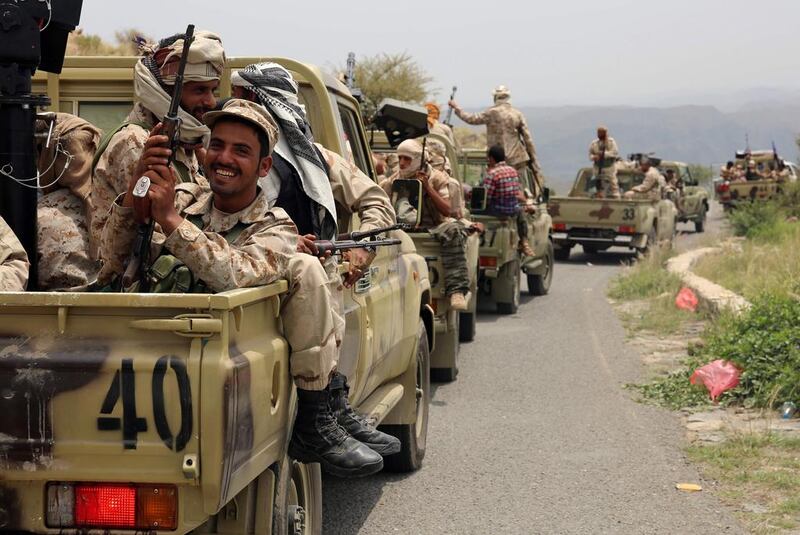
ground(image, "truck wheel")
xmin=272 ymin=455 xmax=322 ymax=535
xmin=497 ymin=264 xmax=520 ymax=314
xmin=382 ymin=320 xmax=431 ymax=473
xmin=528 ymin=241 xmax=554 ymax=296
xmin=695 ymin=206 xmax=706 ymax=233
xmin=554 ymin=245 xmax=571 ymax=261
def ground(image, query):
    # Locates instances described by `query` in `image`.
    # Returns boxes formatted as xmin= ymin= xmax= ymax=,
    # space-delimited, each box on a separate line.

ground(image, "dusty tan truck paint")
xmin=4 ymin=55 xmax=433 ymax=534
xmin=549 ymin=167 xmax=677 ymax=259
xmin=459 ymin=149 xmax=553 ymax=312
xmin=715 ymin=150 xmax=798 ymax=209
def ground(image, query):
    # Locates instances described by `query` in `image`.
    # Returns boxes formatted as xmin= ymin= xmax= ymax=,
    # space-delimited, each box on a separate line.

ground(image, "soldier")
xmin=624 ymin=157 xmax=664 ymax=200
xmin=745 ymin=160 xmax=762 ymax=181
xmin=588 ymin=126 xmax=621 ymax=199
xmin=91 ymin=30 xmax=225 ymax=255
xmin=99 ymin=99 xmax=385 ymax=477
xmin=380 ymin=139 xmax=471 ymax=310
xmin=35 ymin=113 xmax=102 ymax=290
xmin=0 ymin=217 xmax=29 ymax=291
xmin=425 ymin=102 xmax=456 ymax=146
xmin=720 ymin=161 xmax=734 ymax=181
xmin=448 ymin=85 xmax=543 ymax=189
xmin=483 ymin=145 xmax=535 ymax=256
xmin=230 ymin=63 xmax=401 ymax=459
xmin=427 ymin=138 xmax=453 ymax=177
xmin=231 ymin=63 xmax=395 ymax=288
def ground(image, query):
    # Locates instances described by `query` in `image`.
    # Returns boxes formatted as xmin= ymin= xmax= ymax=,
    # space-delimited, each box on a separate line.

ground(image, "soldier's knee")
xmin=288 ymin=253 xmax=328 ymax=290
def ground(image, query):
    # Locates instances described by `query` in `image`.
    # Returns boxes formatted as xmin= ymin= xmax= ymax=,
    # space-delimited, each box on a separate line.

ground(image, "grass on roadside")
xmin=609 ymin=246 xmax=696 ymax=335
xmin=688 ymin=433 xmax=800 ymax=534
xmin=693 ymin=222 xmax=800 ymax=301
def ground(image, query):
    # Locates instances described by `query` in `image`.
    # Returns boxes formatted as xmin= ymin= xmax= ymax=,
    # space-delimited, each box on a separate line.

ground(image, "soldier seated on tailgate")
xmin=98 ymin=99 xmax=386 ymax=478
xmin=0 ymin=216 xmax=29 ymax=292
xmin=624 ymin=157 xmax=664 ymax=201
xmin=380 ymin=139 xmax=471 ymax=311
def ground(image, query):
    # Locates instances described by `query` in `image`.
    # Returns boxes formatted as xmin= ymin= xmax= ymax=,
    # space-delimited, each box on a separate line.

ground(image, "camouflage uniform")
xmin=454 ymin=102 xmax=541 ymax=178
xmin=35 ymin=113 xmax=102 ymax=290
xmin=588 ymin=137 xmax=620 ymax=198
xmin=91 ymin=103 xmax=207 ymax=255
xmin=430 ymin=121 xmax=456 ymax=147
xmin=317 ymin=145 xmax=395 ymax=233
xmin=629 ymin=167 xmax=664 ymax=201
xmin=0 ymin=216 xmax=28 ymax=291
xmin=380 ymin=166 xmax=469 ymax=297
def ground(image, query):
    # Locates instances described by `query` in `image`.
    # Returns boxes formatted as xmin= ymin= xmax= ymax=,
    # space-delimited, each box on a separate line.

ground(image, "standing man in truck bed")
xmin=588 ymin=126 xmax=621 ymax=199
xmin=448 ymin=85 xmax=543 ymax=190
xmin=99 ymin=98 xmax=387 ymax=478
xmin=91 ymin=30 xmax=225 ymax=254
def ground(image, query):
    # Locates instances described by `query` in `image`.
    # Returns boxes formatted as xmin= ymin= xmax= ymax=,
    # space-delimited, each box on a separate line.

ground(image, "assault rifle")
xmin=443 ymin=86 xmax=457 ymax=126
xmin=314 ymin=238 xmax=402 ymax=257
xmin=345 ymin=52 xmax=363 ymax=102
xmin=587 ymin=140 xmax=606 ymax=195
xmin=123 ymin=24 xmax=195 ymax=291
xmin=339 ymin=223 xmax=409 ymax=241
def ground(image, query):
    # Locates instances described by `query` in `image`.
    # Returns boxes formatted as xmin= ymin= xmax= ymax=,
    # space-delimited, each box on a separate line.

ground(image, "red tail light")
xmin=617 ymin=225 xmax=636 ymax=234
xmin=75 ymin=485 xmax=136 ymax=529
xmin=47 ymin=482 xmax=177 ymax=531
xmin=479 ymin=256 xmax=498 ymax=268
xmin=552 ymin=223 xmax=567 ymax=231
xmin=716 ymin=182 xmax=730 ymax=193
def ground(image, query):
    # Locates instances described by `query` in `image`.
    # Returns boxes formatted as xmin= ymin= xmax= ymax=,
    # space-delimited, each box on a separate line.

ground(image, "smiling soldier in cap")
xmin=99 ymin=98 xmax=386 ymax=478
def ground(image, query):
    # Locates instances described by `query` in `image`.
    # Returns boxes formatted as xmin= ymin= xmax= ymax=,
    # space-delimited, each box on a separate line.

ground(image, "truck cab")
xmin=0 ymin=56 xmax=435 ymax=534
xmin=657 ymin=160 xmax=709 ymax=233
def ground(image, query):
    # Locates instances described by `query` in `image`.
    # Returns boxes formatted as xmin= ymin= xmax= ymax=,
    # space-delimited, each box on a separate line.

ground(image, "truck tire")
xmin=272 ymin=455 xmax=322 ymax=535
xmin=554 ymin=245 xmax=571 ymax=261
xmin=497 ymin=263 xmax=520 ymax=314
xmin=695 ymin=205 xmax=706 ymax=233
xmin=528 ymin=241 xmax=554 ymax=296
xmin=382 ymin=320 xmax=431 ymax=473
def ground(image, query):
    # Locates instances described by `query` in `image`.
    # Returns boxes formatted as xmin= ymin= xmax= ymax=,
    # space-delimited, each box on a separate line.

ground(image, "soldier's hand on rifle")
xmin=146 ymin=163 xmax=182 ymax=235
xmin=448 ymin=99 xmax=459 ymax=111
xmin=296 ymin=234 xmax=320 ymax=256
xmin=416 ymin=170 xmax=430 ymax=187
xmin=134 ymin=123 xmax=172 ymax=179
xmin=343 ymin=247 xmax=375 ymax=288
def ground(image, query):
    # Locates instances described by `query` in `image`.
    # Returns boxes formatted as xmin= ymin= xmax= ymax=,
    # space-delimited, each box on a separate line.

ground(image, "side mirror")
xmin=541 ymin=187 xmax=550 ymax=203
xmin=391 ymin=179 xmax=423 ymax=227
xmin=470 ymin=186 xmax=488 ymax=213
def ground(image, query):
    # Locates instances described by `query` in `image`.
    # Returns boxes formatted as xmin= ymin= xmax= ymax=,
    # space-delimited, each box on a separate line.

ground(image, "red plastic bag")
xmin=690 ymin=360 xmax=741 ymax=401
xmin=675 ymin=287 xmax=699 ymax=312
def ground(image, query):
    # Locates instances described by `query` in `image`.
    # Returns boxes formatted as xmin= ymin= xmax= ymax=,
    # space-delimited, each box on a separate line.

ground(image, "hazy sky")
xmin=79 ymin=0 xmax=800 ymax=108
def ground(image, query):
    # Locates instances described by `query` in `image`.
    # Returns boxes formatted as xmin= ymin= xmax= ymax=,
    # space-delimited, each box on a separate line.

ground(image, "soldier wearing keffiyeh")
xmin=91 ymin=30 xmax=225 ymax=263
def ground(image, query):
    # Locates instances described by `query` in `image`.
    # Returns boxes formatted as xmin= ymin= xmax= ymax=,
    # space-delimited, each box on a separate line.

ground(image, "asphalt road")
xmin=323 ymin=203 xmax=741 ymax=534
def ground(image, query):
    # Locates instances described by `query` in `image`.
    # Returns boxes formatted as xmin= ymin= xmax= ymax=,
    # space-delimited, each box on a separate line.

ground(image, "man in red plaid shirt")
xmin=481 ymin=145 xmax=534 ymax=256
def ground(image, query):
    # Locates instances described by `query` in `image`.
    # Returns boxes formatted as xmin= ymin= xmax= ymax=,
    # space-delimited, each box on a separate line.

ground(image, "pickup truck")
xmin=370 ymin=124 xmax=480 ymax=382
xmin=460 ymin=149 xmax=554 ymax=314
xmin=714 ymin=150 xmax=798 ymax=210
xmin=658 ymin=160 xmax=709 ymax=233
xmin=0 ymin=56 xmax=434 ymax=535
xmin=549 ymin=167 xmax=678 ymax=259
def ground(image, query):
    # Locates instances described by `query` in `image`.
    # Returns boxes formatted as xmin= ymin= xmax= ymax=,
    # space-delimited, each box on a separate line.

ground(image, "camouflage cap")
xmin=492 ymin=85 xmax=511 ymax=98
xmin=203 ymin=99 xmax=279 ymax=155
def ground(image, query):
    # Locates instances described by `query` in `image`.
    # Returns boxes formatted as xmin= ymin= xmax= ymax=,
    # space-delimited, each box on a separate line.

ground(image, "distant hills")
xmin=458 ymin=98 xmax=800 ymax=192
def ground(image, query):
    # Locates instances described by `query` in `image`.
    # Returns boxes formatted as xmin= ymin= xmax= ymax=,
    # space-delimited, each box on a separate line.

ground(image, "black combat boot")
xmin=288 ymin=387 xmax=384 ymax=478
xmin=329 ymin=372 xmax=402 ymax=456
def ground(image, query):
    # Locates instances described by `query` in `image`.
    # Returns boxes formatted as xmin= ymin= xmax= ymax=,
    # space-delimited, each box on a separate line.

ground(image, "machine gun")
xmin=443 ymin=86 xmax=457 ymax=126
xmin=314 ymin=238 xmax=402 ymax=257
xmin=122 ymin=24 xmax=195 ymax=291
xmin=585 ymin=140 xmax=606 ymax=194
xmin=344 ymin=52 xmax=363 ymax=102
xmin=339 ymin=223 xmax=409 ymax=241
